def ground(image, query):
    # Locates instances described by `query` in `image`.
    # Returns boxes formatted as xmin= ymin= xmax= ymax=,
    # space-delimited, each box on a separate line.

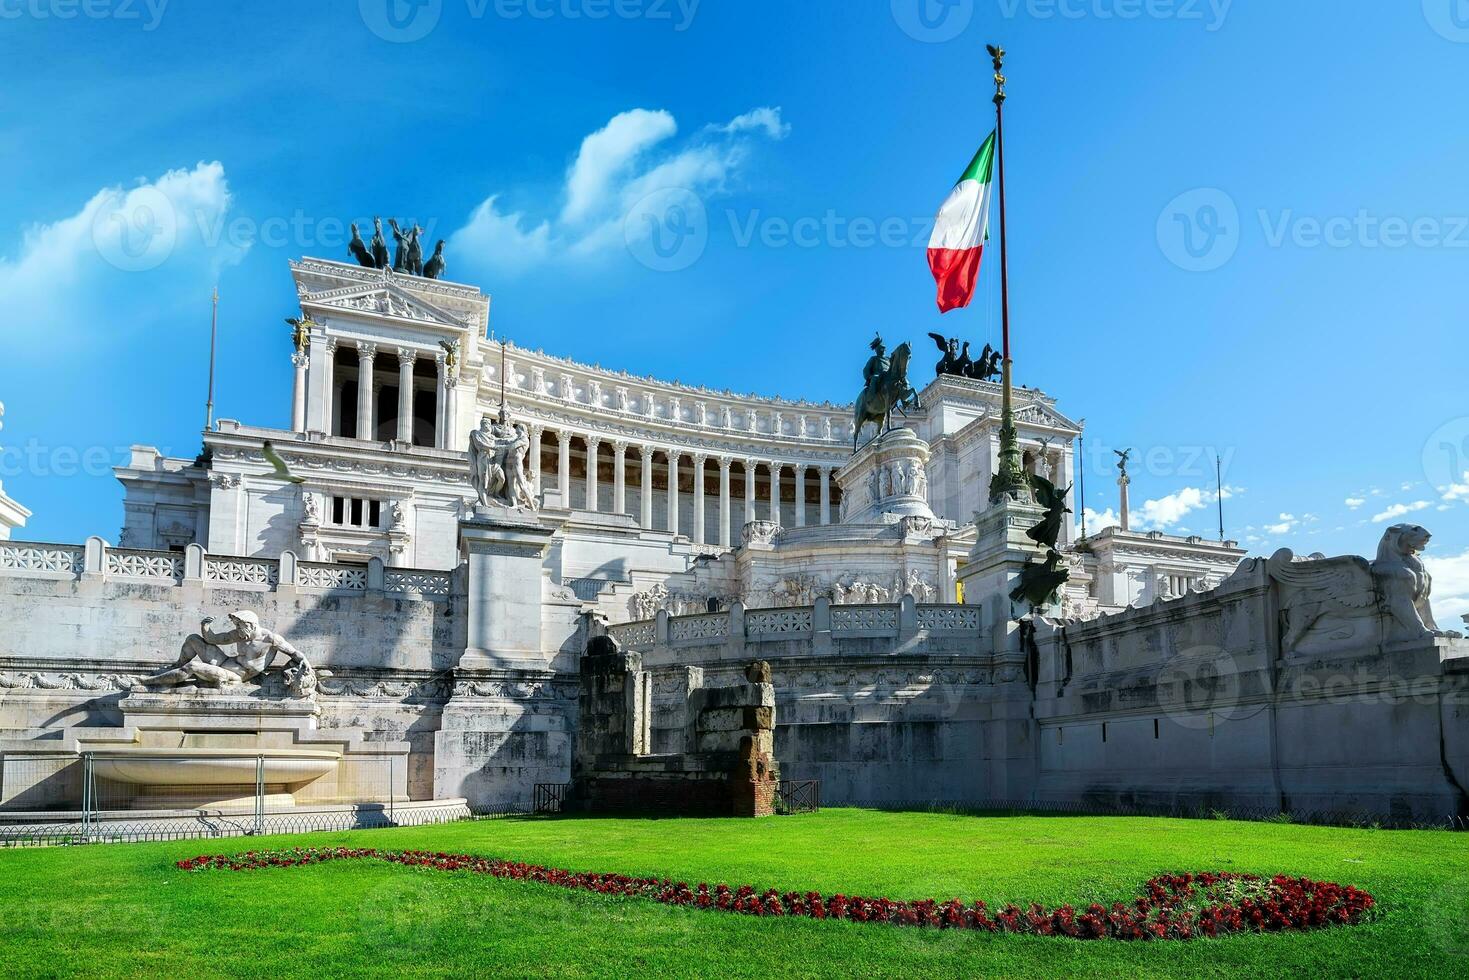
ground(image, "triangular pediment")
xmin=1012 ymin=402 xmax=1082 ymax=433
xmin=301 ymin=281 xmax=467 ymax=329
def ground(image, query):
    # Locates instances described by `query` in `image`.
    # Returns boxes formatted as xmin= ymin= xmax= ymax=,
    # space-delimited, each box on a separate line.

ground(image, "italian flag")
xmin=927 ymin=131 xmax=996 ymax=314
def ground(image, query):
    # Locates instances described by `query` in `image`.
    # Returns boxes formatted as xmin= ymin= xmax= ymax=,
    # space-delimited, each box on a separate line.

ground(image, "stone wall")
xmin=570 ymin=637 xmax=778 ymax=816
xmin=0 ymin=539 xmax=462 ymax=804
xmin=1030 ymin=555 xmax=1469 ymax=821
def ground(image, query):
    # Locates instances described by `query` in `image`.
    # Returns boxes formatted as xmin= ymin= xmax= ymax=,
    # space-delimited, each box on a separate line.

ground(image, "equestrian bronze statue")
xmin=852 ymin=334 xmax=920 ymax=451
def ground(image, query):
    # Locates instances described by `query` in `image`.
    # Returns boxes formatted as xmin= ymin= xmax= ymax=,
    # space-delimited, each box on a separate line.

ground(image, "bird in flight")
xmin=262 ymin=442 xmax=306 ymax=484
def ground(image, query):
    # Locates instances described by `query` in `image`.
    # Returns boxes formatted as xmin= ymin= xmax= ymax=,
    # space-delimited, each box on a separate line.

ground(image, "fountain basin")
xmin=92 ymin=747 xmax=341 ymax=809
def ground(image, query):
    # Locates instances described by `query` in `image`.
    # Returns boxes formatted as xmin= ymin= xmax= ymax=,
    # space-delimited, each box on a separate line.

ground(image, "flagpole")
xmin=205 ymin=286 xmax=219 ymax=433
xmin=987 ymin=43 xmax=1030 ymax=504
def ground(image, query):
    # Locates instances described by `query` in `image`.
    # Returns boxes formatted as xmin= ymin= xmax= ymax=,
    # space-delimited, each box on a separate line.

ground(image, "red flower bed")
xmin=175 ymin=848 xmax=1375 ymax=941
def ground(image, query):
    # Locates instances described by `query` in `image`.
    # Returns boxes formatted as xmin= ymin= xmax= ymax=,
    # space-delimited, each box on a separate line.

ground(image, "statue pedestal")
xmin=835 ymin=427 xmax=935 ymax=524
xmin=957 ymin=496 xmax=1052 ymax=655
xmin=457 ymin=507 xmax=557 ymax=672
xmin=433 ymin=507 xmax=574 ymax=807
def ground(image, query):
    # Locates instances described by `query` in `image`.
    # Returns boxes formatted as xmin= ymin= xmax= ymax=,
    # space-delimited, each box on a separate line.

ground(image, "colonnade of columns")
xmin=296 ymin=334 xmax=458 ymax=449
xmin=536 ymin=428 xmax=841 ymax=547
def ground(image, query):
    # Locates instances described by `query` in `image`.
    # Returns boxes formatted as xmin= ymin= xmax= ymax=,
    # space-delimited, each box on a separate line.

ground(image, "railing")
xmin=0 ymin=539 xmax=459 ymax=604
xmin=608 ymin=600 xmax=984 ymax=652
xmin=533 ymin=783 xmax=569 ymax=814
xmin=777 ymin=779 xmax=821 ymax=814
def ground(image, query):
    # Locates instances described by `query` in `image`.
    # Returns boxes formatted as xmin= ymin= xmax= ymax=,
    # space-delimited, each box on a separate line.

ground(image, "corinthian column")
xmin=794 ymin=464 xmax=808 ymax=527
xmin=355 ymin=344 xmax=377 ymax=440
xmin=558 ymin=430 xmax=571 ymax=506
xmin=691 ymin=454 xmax=707 ymax=545
xmin=666 ymin=451 xmax=681 ymax=536
xmin=743 ymin=458 xmax=757 ymax=531
xmin=396 ymin=348 xmax=416 ymax=443
xmin=584 ymin=436 xmax=601 ymax=512
xmin=612 ymin=441 xmax=628 ymax=515
xmin=718 ymin=456 xmax=732 ymax=549
xmin=639 ymin=446 xmax=654 ymax=529
xmin=291 ymin=352 xmax=308 ymax=432
xmin=769 ymin=462 xmax=782 ymax=527
xmin=819 ymin=467 xmax=831 ymax=525
xmin=529 ymin=424 xmax=544 ymax=492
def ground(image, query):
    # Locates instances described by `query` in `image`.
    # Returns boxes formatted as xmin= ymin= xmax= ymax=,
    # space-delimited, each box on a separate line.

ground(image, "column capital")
xmin=612 ymin=439 xmax=628 ymax=454
xmin=396 ymin=346 xmax=417 ymax=365
xmin=639 ymin=444 xmax=655 ymax=461
xmin=717 ymin=455 xmax=732 ymax=472
xmin=743 ymin=457 xmax=759 ymax=472
xmin=528 ymin=423 xmax=545 ymax=439
xmin=691 ymin=452 xmax=708 ymax=466
xmin=291 ymin=352 xmax=308 ymax=369
xmin=323 ymin=336 xmax=338 ymax=355
xmin=584 ymin=434 xmax=601 ymax=450
xmin=358 ymin=342 xmax=378 ymax=361
xmin=666 ymin=448 xmax=682 ymax=463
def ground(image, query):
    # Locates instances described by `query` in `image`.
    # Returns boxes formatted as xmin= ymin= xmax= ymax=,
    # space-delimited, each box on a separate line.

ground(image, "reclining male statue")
xmin=132 ymin=610 xmax=326 ymax=696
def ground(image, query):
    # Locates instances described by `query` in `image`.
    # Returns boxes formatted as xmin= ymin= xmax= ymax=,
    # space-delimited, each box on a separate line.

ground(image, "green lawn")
xmin=1 ymin=810 xmax=1465 ymax=978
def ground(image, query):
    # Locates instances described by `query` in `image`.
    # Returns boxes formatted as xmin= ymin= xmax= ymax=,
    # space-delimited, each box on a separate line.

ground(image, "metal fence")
xmin=776 ymin=780 xmax=821 ymax=814
xmin=0 ymin=752 xmax=454 ymax=847
xmin=533 ymin=783 xmax=568 ymax=814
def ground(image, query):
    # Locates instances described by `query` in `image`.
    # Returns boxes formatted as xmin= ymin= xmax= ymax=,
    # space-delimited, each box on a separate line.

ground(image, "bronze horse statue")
xmin=853 ymin=341 xmax=919 ymax=451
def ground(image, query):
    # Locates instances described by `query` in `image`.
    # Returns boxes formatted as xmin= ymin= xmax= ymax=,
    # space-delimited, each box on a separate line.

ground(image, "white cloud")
xmin=561 ymin=109 xmax=678 ymax=225
xmin=1127 ymin=485 xmax=1241 ymax=532
xmin=449 ymin=106 xmax=788 ymax=277
xmin=708 ymin=107 xmax=791 ymax=140
xmin=1371 ymin=500 xmax=1431 ymax=524
xmin=0 ymin=162 xmax=239 ymax=341
xmin=1345 ymin=497 xmax=1366 ymax=509
xmin=1084 ymin=507 xmax=1119 ymax=531
xmin=1424 ymin=547 xmax=1469 ymax=629
xmin=1440 ymin=471 xmax=1469 ymax=503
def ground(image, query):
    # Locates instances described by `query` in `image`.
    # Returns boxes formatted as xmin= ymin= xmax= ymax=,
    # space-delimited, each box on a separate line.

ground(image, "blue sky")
xmin=1 ymin=1 xmax=1466 ymax=619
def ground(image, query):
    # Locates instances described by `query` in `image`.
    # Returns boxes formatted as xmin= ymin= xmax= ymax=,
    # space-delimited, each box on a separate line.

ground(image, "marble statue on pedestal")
xmin=468 ymin=414 xmax=539 ymax=512
xmin=1372 ymin=524 xmax=1459 ymax=640
xmin=132 ymin=610 xmax=328 ymax=697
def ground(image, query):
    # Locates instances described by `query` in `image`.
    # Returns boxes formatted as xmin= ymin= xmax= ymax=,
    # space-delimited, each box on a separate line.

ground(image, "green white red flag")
xmin=927 ymin=130 xmax=996 ymax=314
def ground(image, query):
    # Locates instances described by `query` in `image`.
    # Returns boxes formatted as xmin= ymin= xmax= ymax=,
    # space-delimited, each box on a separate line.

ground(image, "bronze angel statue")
xmin=1025 ymin=472 xmax=1072 ymax=550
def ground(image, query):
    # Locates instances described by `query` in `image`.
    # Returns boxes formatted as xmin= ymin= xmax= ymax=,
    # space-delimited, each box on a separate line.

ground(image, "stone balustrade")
xmin=0 ymin=539 xmax=457 ymax=602
xmin=606 ymin=597 xmax=982 ymax=654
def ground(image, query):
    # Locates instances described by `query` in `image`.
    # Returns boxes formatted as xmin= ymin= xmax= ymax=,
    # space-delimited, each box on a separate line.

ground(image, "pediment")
xmin=301 ymin=281 xmax=467 ymax=329
xmin=1013 ymin=402 xmax=1082 ymax=433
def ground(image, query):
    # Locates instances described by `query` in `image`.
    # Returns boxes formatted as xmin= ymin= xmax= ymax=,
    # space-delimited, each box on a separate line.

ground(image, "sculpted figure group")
xmin=468 ymin=413 xmax=539 ymax=512
xmin=132 ymin=610 xmax=328 ymax=699
xmin=347 ymin=217 xmax=447 ymax=280
xmin=927 ymin=333 xmax=1002 ymax=382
